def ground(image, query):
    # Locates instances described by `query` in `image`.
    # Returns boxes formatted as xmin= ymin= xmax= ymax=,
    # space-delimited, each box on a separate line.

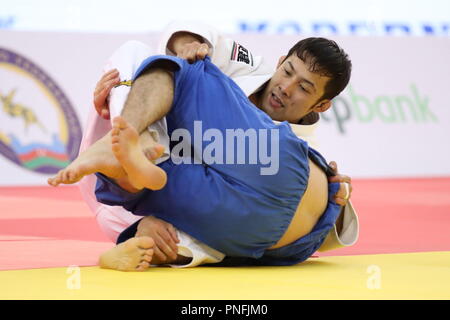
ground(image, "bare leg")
xmin=48 ymin=67 xmax=174 ymax=187
xmin=48 ymin=132 xmax=125 ymax=186
xmin=121 ymin=67 xmax=174 ymax=134
xmin=99 ymin=236 xmax=155 ymax=271
xmin=47 ymin=130 xmax=164 ymax=187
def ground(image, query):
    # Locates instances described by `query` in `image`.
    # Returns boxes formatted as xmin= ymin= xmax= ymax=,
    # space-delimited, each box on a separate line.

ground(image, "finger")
xmin=153 ymin=233 xmax=176 ymax=260
xmin=196 ymin=44 xmax=209 ymax=59
xmin=97 ymin=81 xmax=117 ymax=109
xmin=328 ymin=161 xmax=337 ymax=174
xmin=101 ymin=77 xmax=121 ymax=93
xmin=334 ymin=196 xmax=347 ymax=206
xmin=186 ymin=48 xmax=197 ymax=63
xmin=95 ymin=76 xmax=120 ymax=99
xmin=95 ymin=72 xmax=119 ymax=96
xmin=334 ymin=182 xmax=348 ymax=199
xmin=153 ymin=244 xmax=167 ymax=262
xmin=328 ymin=174 xmax=352 ymax=183
xmin=101 ymin=109 xmax=110 ymax=120
xmin=94 ymin=91 xmax=108 ymax=116
xmin=94 ymin=82 xmax=116 ymax=116
xmin=94 ymin=102 xmax=106 ymax=118
xmin=334 ymin=183 xmax=350 ymax=204
xmin=157 ymin=230 xmax=178 ymax=259
xmin=100 ymin=69 xmax=119 ymax=82
xmin=167 ymin=225 xmax=180 ymax=243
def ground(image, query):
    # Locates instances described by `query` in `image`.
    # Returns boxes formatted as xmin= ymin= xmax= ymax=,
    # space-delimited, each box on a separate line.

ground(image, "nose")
xmin=279 ymin=80 xmax=296 ymax=98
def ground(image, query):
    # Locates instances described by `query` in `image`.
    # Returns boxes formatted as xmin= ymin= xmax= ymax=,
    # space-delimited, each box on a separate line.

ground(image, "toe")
xmin=138 ymin=236 xmax=155 ymax=249
xmin=112 ymin=117 xmax=120 ymax=127
xmin=111 ymin=143 xmax=120 ymax=153
xmin=136 ymin=261 xmax=150 ymax=271
xmin=154 ymin=144 xmax=165 ymax=157
xmin=111 ymin=127 xmax=120 ymax=137
xmin=53 ymin=172 xmax=63 ymax=185
xmin=111 ymin=135 xmax=119 ymax=143
xmin=62 ymin=170 xmax=70 ymax=183
xmin=142 ymin=254 xmax=153 ymax=263
xmin=68 ymin=171 xmax=77 ymax=182
xmin=113 ymin=116 xmax=126 ymax=129
xmin=117 ymin=117 xmax=127 ymax=129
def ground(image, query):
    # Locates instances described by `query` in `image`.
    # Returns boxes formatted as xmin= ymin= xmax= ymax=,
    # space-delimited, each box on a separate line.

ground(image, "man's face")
xmin=260 ymin=54 xmax=331 ymax=123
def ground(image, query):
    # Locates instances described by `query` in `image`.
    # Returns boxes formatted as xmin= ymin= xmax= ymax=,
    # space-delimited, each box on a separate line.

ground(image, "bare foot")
xmin=47 ymin=133 xmax=126 ymax=187
xmin=140 ymin=130 xmax=167 ymax=163
xmin=111 ymin=116 xmax=167 ymax=190
xmin=99 ymin=236 xmax=155 ymax=271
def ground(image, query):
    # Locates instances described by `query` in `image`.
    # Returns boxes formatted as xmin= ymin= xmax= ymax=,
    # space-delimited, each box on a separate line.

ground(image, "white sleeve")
xmin=168 ymin=230 xmax=225 ymax=268
xmin=104 ymin=41 xmax=153 ymax=120
xmin=318 ymin=201 xmax=359 ymax=252
xmin=157 ymin=21 xmax=274 ymax=83
xmin=105 ymin=40 xmax=170 ymax=164
xmin=157 ymin=20 xmax=220 ymax=56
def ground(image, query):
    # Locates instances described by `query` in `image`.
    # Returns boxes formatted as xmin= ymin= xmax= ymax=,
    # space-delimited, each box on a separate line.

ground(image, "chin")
xmin=267 ymin=112 xmax=283 ymax=122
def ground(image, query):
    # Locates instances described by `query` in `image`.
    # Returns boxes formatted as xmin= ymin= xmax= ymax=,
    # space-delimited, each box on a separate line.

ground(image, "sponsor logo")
xmin=322 ymin=84 xmax=438 ymax=134
xmin=238 ymin=21 xmax=450 ymax=36
xmin=230 ymin=42 xmax=254 ymax=66
xmin=0 ymin=47 xmax=82 ymax=174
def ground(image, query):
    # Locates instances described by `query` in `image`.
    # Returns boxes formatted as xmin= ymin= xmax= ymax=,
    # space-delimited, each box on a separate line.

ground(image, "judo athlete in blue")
xmin=95 ymin=55 xmax=342 ymax=266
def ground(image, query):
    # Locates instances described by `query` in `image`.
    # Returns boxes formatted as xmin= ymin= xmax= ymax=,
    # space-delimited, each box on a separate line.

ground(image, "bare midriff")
xmin=268 ymin=159 xmax=328 ymax=249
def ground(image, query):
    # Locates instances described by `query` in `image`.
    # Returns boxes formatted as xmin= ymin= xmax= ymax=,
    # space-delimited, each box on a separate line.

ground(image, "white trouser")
xmin=78 ymin=41 xmax=159 ymax=242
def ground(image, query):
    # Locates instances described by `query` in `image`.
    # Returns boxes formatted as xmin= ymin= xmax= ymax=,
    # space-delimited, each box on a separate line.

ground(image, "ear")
xmin=312 ymin=100 xmax=332 ymax=113
xmin=277 ymin=55 xmax=287 ymax=68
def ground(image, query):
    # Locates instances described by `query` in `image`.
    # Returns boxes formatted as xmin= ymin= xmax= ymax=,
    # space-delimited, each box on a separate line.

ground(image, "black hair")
xmin=285 ymin=37 xmax=352 ymax=101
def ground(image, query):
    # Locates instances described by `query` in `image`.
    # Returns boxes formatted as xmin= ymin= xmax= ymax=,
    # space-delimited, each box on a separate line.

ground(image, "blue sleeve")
xmin=308 ymin=147 xmax=336 ymax=177
xmin=133 ymin=55 xmax=186 ymax=80
xmin=94 ymin=173 xmax=147 ymax=213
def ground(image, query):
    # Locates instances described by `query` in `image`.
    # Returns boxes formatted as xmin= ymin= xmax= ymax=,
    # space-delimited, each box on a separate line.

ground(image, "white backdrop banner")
xmin=2 ymin=0 xmax=450 ymax=36
xmin=0 ymin=30 xmax=449 ymax=185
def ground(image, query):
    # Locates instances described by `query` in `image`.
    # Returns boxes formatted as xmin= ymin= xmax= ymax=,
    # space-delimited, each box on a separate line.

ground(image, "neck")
xmin=248 ymin=92 xmax=260 ymax=108
xmin=249 ymin=82 xmax=267 ymax=110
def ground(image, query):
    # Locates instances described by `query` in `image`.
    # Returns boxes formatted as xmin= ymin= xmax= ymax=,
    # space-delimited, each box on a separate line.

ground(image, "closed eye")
xmin=284 ymin=67 xmax=310 ymax=93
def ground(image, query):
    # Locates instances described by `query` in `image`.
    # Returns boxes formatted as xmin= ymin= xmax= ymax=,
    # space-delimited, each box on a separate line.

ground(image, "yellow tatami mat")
xmin=1 ymin=251 xmax=449 ymax=300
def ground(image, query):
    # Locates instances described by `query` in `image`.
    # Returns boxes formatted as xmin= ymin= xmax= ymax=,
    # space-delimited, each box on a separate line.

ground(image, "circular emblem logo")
xmin=0 ymin=47 xmax=82 ymax=174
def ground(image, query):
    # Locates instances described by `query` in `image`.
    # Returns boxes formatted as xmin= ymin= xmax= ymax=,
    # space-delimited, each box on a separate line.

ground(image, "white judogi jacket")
xmin=78 ymin=21 xmax=358 ymax=267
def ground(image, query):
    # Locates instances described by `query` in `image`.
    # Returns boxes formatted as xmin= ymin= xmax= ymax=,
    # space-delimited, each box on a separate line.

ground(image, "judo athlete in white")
xmin=51 ymin=21 xmax=359 ymax=269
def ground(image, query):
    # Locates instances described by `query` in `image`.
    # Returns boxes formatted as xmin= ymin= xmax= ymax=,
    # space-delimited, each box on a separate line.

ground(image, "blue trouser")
xmin=96 ymin=55 xmax=342 ymax=265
